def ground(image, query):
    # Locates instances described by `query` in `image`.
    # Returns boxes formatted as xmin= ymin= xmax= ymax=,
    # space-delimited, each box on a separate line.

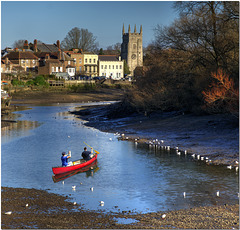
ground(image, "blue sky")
xmin=1 ymin=1 xmax=177 ymax=49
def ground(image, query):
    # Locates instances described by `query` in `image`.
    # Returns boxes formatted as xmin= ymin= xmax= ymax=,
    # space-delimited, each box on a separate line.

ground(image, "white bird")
xmin=73 ymin=202 xmax=77 ymax=205
xmin=177 ymin=151 xmax=181 ymax=155
xmin=201 ymin=157 xmax=204 ymax=161
xmin=235 ymin=161 xmax=239 ymax=164
xmin=62 ymin=181 xmax=64 ymax=184
xmin=99 ymin=201 xmax=104 ymax=206
xmin=184 ymin=150 xmax=187 ymax=154
xmin=191 ymin=154 xmax=195 ymax=158
xmin=68 ymin=136 xmax=70 ymax=138
xmin=235 ymin=167 xmax=238 ymax=171
xmin=121 ymin=134 xmax=125 ymax=137
xmin=126 ymin=137 xmax=129 ymax=139
xmin=183 ymin=192 xmax=186 ymax=198
xmin=26 ymin=204 xmax=29 ymax=207
xmin=216 ymin=191 xmax=220 ymax=197
xmin=90 ymin=187 xmax=94 ymax=191
xmin=161 ymin=214 xmax=166 ymax=219
xmin=161 ymin=140 xmax=164 ymax=143
xmin=176 ymin=147 xmax=178 ymax=150
xmin=72 ymin=186 xmax=76 ymax=190
xmin=197 ymin=155 xmax=200 ymax=160
xmin=109 ymin=138 xmax=112 ymax=141
xmin=5 ymin=211 xmax=12 ymax=215
xmin=227 ymin=165 xmax=232 ymax=169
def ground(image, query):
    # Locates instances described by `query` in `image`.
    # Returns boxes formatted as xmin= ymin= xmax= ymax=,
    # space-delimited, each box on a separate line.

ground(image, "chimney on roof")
xmin=15 ymin=48 xmax=18 ymax=52
xmin=58 ymin=49 xmax=62 ymax=60
xmin=57 ymin=40 xmax=60 ymax=49
xmin=23 ymin=40 xmax=29 ymax=49
xmin=34 ymin=39 xmax=38 ymax=52
xmin=119 ymin=56 xmax=121 ymax=61
xmin=45 ymin=53 xmax=50 ymax=59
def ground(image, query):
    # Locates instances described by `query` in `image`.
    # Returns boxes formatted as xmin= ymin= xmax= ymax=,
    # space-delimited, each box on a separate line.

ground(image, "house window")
xmin=60 ymin=67 xmax=63 ymax=72
xmin=101 ymin=65 xmax=103 ymax=69
xmin=112 ymin=65 xmax=114 ymax=69
xmin=109 ymin=65 xmax=111 ymax=69
xmin=93 ymin=59 xmax=96 ymax=63
xmin=52 ymin=67 xmax=54 ymax=72
xmin=26 ymin=60 xmax=29 ymax=63
xmin=89 ymin=66 xmax=92 ymax=72
xmin=55 ymin=67 xmax=58 ymax=72
xmin=32 ymin=60 xmax=35 ymax=64
xmin=116 ymin=65 xmax=118 ymax=69
xmin=69 ymin=69 xmax=72 ymax=73
xmin=85 ymin=58 xmax=87 ymax=63
xmin=120 ymin=65 xmax=122 ymax=69
xmin=79 ymin=58 xmax=82 ymax=64
xmin=21 ymin=60 xmax=25 ymax=64
xmin=89 ymin=59 xmax=92 ymax=63
xmin=105 ymin=65 xmax=107 ymax=69
xmin=80 ymin=66 xmax=82 ymax=72
xmin=68 ymin=61 xmax=70 ymax=65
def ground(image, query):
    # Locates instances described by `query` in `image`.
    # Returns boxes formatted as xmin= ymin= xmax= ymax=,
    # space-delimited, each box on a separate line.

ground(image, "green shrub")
xmin=11 ymin=79 xmax=25 ymax=86
xmin=69 ymin=83 xmax=97 ymax=92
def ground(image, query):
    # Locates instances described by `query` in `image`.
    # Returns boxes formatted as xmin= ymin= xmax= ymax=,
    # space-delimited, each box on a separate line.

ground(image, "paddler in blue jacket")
xmin=61 ymin=151 xmax=71 ymax=166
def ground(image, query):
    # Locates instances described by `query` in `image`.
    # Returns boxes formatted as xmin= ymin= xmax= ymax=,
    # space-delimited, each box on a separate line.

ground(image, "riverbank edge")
xmin=1 ymin=187 xmax=239 ymax=229
xmin=70 ymin=103 xmax=239 ymax=168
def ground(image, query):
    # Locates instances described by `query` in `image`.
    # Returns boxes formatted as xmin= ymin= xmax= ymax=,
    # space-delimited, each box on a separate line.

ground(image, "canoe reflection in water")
xmin=52 ymin=160 xmax=99 ymax=183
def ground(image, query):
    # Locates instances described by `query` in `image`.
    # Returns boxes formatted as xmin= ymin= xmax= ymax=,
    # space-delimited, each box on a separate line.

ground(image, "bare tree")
xmin=12 ymin=39 xmax=25 ymax=49
xmin=154 ymin=1 xmax=239 ymax=77
xmin=61 ymin=27 xmax=98 ymax=52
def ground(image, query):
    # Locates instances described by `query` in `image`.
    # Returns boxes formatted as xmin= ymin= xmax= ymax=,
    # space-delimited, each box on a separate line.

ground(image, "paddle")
xmin=83 ymin=142 xmax=100 ymax=154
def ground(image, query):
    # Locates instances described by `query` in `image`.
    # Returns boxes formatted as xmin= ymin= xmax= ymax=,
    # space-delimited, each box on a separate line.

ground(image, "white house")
xmin=98 ymin=55 xmax=124 ymax=80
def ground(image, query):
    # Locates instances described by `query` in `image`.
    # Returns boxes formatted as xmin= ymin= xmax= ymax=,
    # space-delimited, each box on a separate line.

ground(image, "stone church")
xmin=121 ymin=24 xmax=143 ymax=76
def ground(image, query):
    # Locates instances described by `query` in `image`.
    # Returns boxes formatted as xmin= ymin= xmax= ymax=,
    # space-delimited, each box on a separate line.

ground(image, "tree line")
xmin=124 ymin=1 xmax=239 ymax=117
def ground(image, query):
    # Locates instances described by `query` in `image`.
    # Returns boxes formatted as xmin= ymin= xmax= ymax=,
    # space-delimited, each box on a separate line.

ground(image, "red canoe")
xmin=52 ymin=154 xmax=98 ymax=175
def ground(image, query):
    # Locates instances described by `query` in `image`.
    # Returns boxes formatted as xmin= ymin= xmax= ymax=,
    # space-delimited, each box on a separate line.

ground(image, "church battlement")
xmin=121 ymin=24 xmax=143 ymax=76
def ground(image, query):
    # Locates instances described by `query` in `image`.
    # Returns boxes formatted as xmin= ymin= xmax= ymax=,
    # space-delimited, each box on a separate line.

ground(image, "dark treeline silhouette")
xmin=123 ymin=1 xmax=239 ymax=117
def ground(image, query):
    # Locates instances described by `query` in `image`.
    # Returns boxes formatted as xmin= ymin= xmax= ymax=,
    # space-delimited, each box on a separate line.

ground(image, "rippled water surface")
xmin=1 ymin=103 xmax=239 ymax=213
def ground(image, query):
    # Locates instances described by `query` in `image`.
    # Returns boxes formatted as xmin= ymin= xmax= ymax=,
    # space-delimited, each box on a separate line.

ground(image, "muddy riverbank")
xmin=70 ymin=103 xmax=239 ymax=167
xmin=1 ymin=187 xmax=239 ymax=229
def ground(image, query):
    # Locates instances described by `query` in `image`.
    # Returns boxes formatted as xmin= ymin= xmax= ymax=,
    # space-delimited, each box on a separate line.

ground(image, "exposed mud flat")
xmin=70 ymin=104 xmax=239 ymax=167
xmin=1 ymin=187 xmax=239 ymax=229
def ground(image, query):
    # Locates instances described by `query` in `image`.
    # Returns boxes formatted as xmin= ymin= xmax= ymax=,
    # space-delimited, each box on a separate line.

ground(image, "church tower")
xmin=121 ymin=24 xmax=143 ymax=76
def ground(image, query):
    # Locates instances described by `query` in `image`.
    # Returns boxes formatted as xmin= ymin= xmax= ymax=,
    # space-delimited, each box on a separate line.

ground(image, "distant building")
xmin=121 ymin=24 xmax=143 ymax=76
xmin=32 ymin=39 xmax=75 ymax=76
xmin=1 ymin=50 xmax=38 ymax=72
xmin=83 ymin=52 xmax=98 ymax=77
xmin=98 ymin=55 xmax=124 ymax=79
xmin=65 ymin=49 xmax=84 ymax=74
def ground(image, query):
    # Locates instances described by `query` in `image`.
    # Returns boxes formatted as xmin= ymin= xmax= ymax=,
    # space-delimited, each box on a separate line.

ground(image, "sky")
xmin=1 ymin=1 xmax=178 ymax=50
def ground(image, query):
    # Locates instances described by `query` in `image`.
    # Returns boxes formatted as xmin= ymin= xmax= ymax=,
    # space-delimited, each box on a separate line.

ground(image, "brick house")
xmin=31 ymin=40 xmax=75 ymax=76
xmin=64 ymin=49 xmax=84 ymax=75
xmin=1 ymin=49 xmax=38 ymax=72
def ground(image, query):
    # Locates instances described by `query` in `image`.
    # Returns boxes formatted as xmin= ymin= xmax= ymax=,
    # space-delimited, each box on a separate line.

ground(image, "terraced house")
xmin=98 ymin=55 xmax=124 ymax=79
xmin=2 ymin=49 xmax=38 ymax=72
xmin=83 ymin=52 xmax=98 ymax=77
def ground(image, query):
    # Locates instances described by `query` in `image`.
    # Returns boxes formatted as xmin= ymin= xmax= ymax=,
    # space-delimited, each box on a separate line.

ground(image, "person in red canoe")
xmin=82 ymin=147 xmax=93 ymax=161
xmin=61 ymin=151 xmax=71 ymax=166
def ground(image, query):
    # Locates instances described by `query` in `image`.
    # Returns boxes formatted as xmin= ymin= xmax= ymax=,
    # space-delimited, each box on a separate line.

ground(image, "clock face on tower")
xmin=131 ymin=54 xmax=136 ymax=60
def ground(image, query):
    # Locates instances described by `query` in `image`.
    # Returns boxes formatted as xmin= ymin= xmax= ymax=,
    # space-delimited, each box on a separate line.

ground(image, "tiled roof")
xmin=3 ymin=51 xmax=38 ymax=60
xmin=34 ymin=52 xmax=58 ymax=59
xmin=98 ymin=55 xmax=120 ymax=62
xmin=36 ymin=43 xmax=59 ymax=52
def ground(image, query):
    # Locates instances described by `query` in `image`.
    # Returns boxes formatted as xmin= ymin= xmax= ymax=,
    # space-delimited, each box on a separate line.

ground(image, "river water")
xmin=1 ymin=103 xmax=239 ymax=213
